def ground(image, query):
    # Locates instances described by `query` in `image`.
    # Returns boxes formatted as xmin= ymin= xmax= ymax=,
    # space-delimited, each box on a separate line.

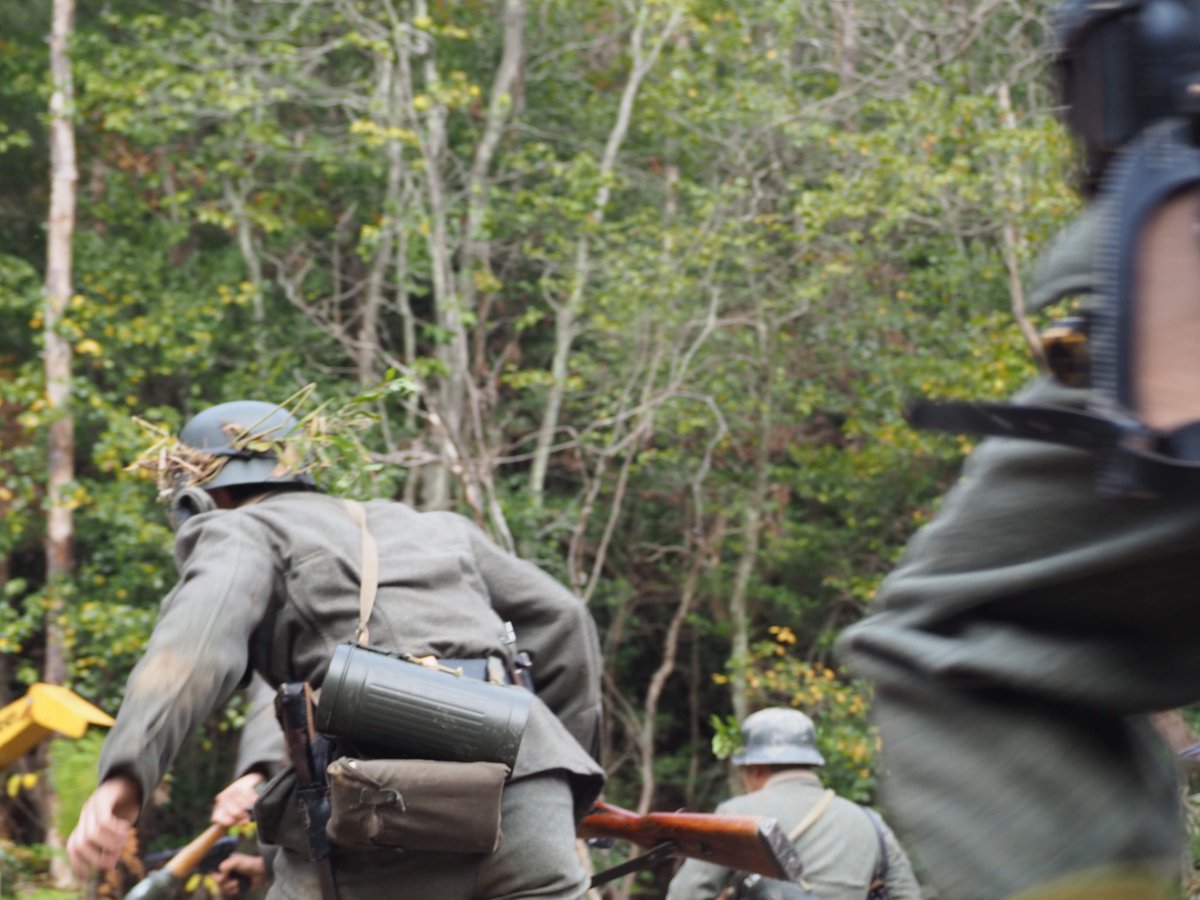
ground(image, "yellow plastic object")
xmin=0 ymin=683 xmax=115 ymax=768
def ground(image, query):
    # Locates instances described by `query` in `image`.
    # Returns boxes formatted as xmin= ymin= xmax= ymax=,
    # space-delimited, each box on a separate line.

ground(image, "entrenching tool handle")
xmin=123 ymin=824 xmax=229 ymax=899
xmin=164 ymin=823 xmax=228 ymax=878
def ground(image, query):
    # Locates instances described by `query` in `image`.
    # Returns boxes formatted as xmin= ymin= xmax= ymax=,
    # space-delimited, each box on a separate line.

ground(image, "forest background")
xmin=0 ymin=0 xmax=1080 ymax=896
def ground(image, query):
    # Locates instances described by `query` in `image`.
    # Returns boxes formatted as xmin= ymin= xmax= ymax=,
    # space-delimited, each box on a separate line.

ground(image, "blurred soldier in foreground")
xmin=665 ymin=708 xmax=920 ymax=900
xmin=65 ymin=399 xmax=605 ymax=899
xmin=838 ymin=1 xmax=1200 ymax=897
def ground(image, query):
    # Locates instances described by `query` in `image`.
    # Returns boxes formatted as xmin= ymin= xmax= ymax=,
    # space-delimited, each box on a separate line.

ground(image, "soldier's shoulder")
xmin=1028 ymin=203 xmax=1101 ymax=311
xmin=712 ymin=794 xmax=765 ymax=818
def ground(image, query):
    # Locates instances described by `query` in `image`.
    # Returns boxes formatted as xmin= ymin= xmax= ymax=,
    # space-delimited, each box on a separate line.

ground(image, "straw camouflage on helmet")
xmin=166 ymin=400 xmax=315 ymax=529
xmin=178 ymin=400 xmax=313 ymax=491
xmin=732 ymin=707 xmax=825 ymax=768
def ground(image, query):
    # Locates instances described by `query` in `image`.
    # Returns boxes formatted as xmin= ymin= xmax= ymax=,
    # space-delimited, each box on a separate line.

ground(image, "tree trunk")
xmin=42 ymin=0 xmax=77 ymax=885
xmin=727 ymin=295 xmax=775 ymax=724
xmin=44 ymin=0 xmax=76 ymax=691
xmin=528 ymin=1 xmax=684 ymax=502
xmin=996 ymin=82 xmax=1047 ymax=371
xmin=359 ymin=55 xmax=403 ymax=389
xmin=398 ymin=0 xmax=465 ymax=509
xmin=457 ymin=0 xmax=525 ymax=547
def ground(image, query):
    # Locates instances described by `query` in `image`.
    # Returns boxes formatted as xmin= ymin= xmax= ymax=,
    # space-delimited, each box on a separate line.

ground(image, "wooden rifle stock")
xmin=578 ymin=801 xmax=803 ymax=881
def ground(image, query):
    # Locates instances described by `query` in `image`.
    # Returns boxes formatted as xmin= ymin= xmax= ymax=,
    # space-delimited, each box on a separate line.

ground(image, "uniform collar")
xmin=764 ymin=769 xmax=823 ymax=789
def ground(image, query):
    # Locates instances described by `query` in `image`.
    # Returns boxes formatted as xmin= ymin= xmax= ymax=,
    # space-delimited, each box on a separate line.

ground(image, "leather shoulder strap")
xmin=787 ymin=788 xmax=835 ymax=842
xmin=342 ymin=500 xmax=379 ymax=645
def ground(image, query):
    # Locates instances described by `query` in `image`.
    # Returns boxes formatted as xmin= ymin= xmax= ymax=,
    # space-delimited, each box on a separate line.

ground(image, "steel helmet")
xmin=1054 ymin=0 xmax=1200 ymax=187
xmin=732 ymin=707 xmax=825 ymax=767
xmin=178 ymin=400 xmax=313 ymax=491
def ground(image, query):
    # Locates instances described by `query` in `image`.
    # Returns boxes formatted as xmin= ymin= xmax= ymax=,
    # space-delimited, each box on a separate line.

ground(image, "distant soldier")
xmin=665 ymin=708 xmax=920 ymax=900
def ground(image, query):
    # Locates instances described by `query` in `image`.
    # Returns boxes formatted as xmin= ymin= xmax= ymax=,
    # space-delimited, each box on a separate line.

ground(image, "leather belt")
xmin=436 ymin=656 xmax=514 ymax=686
xmin=907 ymin=398 xmax=1200 ymax=498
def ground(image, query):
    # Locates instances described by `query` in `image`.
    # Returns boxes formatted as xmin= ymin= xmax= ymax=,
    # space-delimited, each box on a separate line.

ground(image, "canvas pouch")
xmin=324 ymin=756 xmax=508 ymax=853
xmin=254 ymin=765 xmax=308 ymax=855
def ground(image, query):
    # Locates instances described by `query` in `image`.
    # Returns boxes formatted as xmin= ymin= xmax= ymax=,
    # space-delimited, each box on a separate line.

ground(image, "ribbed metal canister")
xmin=315 ymin=642 xmax=532 ymax=768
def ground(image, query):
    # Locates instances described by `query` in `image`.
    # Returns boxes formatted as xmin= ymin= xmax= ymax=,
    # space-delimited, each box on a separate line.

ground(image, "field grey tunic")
xmin=837 ymin=207 xmax=1200 ymax=897
xmin=97 ymin=490 xmax=605 ymax=899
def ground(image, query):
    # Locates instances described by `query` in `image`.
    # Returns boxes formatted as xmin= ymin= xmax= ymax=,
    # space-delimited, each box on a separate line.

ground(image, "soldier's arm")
xmin=212 ymin=675 xmax=285 ymax=828
xmin=97 ymin=511 xmax=279 ymax=811
xmin=66 ymin=775 xmax=140 ymax=878
xmin=233 ymin=672 xmax=286 ymax=780
xmin=880 ymin=815 xmax=924 ymax=900
xmin=463 ymin=521 xmax=604 ymax=760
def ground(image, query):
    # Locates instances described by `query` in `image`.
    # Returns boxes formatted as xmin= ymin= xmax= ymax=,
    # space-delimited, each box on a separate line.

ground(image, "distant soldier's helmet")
xmin=178 ymin=400 xmax=313 ymax=490
xmin=732 ymin=707 xmax=825 ymax=767
xmin=1054 ymin=0 xmax=1200 ymax=187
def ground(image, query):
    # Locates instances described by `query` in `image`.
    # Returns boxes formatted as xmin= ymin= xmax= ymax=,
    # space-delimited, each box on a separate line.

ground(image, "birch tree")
xmin=527 ymin=0 xmax=685 ymax=502
xmin=38 ymin=0 xmax=77 ymax=884
xmin=43 ymin=0 xmax=75 ymax=693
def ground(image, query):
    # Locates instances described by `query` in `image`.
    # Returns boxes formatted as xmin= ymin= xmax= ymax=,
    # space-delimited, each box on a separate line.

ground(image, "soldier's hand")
xmin=211 ymin=772 xmax=265 ymax=828
xmin=215 ymin=852 xmax=268 ymax=897
xmin=66 ymin=775 xmax=140 ymax=879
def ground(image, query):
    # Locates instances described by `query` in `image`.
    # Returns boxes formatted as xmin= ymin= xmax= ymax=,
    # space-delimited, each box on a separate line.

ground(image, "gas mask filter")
xmin=168 ymin=486 xmax=217 ymax=531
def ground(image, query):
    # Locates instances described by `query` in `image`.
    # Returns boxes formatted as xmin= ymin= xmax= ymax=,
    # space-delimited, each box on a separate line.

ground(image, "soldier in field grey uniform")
xmin=67 ymin=400 xmax=605 ymax=900
xmin=837 ymin=2 xmax=1200 ymax=897
xmin=665 ymin=708 xmax=921 ymax=900
xmin=834 ymin=235 xmax=1200 ymax=899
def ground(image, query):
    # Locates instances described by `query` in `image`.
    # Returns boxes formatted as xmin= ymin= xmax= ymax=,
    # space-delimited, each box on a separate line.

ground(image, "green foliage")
xmin=709 ymin=713 xmax=742 ymax=762
xmin=47 ymin=732 xmax=104 ymax=839
xmin=0 ymin=840 xmax=57 ymax=898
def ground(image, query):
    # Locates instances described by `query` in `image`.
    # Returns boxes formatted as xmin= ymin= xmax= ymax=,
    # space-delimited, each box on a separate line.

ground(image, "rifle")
xmin=276 ymin=682 xmax=339 ymax=900
xmin=124 ymin=824 xmax=235 ymax=900
xmin=578 ymin=801 xmax=804 ymax=887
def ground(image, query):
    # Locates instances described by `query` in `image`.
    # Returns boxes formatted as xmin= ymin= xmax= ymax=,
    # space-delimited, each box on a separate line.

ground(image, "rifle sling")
xmin=724 ymin=789 xmax=831 ymax=899
xmin=590 ymin=841 xmax=680 ymax=887
xmin=787 ymin=789 xmax=834 ymax=843
xmin=906 ymin=399 xmax=1200 ymax=497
